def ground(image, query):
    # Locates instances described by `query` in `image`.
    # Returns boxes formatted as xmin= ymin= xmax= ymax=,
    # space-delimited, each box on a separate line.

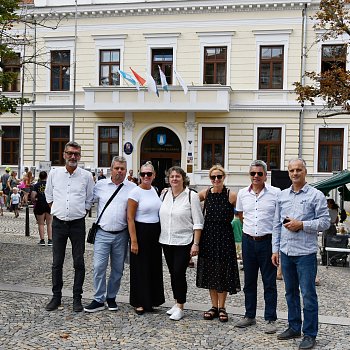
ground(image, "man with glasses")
xmin=45 ymin=141 xmax=95 ymax=312
xmin=272 ymin=159 xmax=330 ymax=350
xmin=84 ymin=156 xmax=136 ymax=313
xmin=235 ymin=160 xmax=280 ymax=334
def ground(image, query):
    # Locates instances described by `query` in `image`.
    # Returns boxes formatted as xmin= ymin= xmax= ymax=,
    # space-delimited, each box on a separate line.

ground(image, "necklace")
xmin=172 ymin=189 xmax=184 ymax=202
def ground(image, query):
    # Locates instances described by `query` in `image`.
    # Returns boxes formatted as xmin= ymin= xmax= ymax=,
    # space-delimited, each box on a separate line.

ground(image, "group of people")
xmin=41 ymin=140 xmax=330 ymax=350
xmin=0 ymin=167 xmax=35 ymax=218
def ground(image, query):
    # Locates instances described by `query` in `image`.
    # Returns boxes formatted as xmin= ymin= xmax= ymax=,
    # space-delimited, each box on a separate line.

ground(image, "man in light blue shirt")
xmin=272 ymin=158 xmax=330 ymax=350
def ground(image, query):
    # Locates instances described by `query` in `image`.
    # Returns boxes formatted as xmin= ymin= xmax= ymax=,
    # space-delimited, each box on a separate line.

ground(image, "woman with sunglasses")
xmin=196 ymin=164 xmax=241 ymax=322
xmin=159 ymin=166 xmax=204 ymax=321
xmin=127 ymin=161 xmax=165 ymax=315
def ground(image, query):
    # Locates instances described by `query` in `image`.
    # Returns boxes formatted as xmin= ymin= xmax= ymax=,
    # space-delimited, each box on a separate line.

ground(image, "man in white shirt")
xmin=45 ymin=141 xmax=95 ymax=312
xmin=84 ymin=156 xmax=136 ymax=313
xmin=235 ymin=160 xmax=280 ymax=334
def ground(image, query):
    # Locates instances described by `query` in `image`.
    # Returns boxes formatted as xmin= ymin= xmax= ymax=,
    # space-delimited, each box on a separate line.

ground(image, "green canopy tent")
xmin=310 ymin=169 xmax=350 ymax=202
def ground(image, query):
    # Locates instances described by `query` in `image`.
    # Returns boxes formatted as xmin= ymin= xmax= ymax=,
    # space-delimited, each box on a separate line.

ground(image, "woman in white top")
xmin=159 ymin=166 xmax=204 ymax=321
xmin=127 ymin=162 xmax=164 ymax=315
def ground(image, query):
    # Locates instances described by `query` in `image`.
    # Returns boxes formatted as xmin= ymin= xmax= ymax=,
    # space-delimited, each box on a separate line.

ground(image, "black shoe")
xmin=38 ymin=239 xmax=45 ymax=246
xmin=135 ymin=307 xmax=144 ymax=315
xmin=299 ymin=336 xmax=316 ymax=349
xmin=45 ymin=298 xmax=61 ymax=311
xmin=84 ymin=300 xmax=105 ymax=313
xmin=277 ymin=327 xmax=302 ymax=340
xmin=106 ymin=298 xmax=118 ymax=311
xmin=73 ymin=298 xmax=83 ymax=312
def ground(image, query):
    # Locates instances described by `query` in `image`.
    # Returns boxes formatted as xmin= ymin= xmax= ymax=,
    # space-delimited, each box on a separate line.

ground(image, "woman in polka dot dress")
xmin=196 ymin=164 xmax=241 ymax=322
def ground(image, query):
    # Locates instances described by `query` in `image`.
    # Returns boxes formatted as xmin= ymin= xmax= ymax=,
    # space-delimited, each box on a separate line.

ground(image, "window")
xmin=257 ymin=128 xmax=281 ymax=170
xmin=50 ymin=126 xmax=70 ymax=165
xmin=99 ymin=49 xmax=120 ymax=86
xmin=151 ymin=48 xmax=173 ymax=85
xmin=2 ymin=53 xmax=21 ymax=92
xmin=321 ymin=44 xmax=346 ymax=73
xmin=259 ymin=46 xmax=284 ymax=89
xmin=203 ymin=47 xmax=227 ymax=84
xmin=1 ymin=126 xmax=20 ymax=165
xmin=318 ymin=128 xmax=343 ymax=172
xmin=51 ymin=50 xmax=70 ymax=91
xmin=202 ymin=127 xmax=225 ymax=169
xmin=98 ymin=126 xmax=119 ymax=167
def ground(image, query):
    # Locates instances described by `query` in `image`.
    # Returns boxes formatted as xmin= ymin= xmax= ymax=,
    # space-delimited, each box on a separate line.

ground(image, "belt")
xmin=243 ymin=232 xmax=272 ymax=241
xmin=53 ymin=216 xmax=84 ymax=224
xmin=99 ymin=226 xmax=127 ymax=235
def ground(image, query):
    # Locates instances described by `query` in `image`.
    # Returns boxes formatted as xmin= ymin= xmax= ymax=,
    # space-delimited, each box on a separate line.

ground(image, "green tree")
xmin=294 ymin=0 xmax=350 ymax=117
xmin=0 ymin=0 xmax=29 ymax=114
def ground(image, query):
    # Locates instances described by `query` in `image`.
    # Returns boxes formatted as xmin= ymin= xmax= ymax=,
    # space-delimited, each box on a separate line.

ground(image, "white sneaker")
xmin=265 ymin=320 xmax=277 ymax=334
xmin=169 ymin=307 xmax=184 ymax=321
xmin=166 ymin=304 xmax=178 ymax=315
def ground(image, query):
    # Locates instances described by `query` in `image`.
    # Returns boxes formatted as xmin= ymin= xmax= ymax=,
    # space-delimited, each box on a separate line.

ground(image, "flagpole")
xmin=72 ymin=0 xmax=78 ymax=141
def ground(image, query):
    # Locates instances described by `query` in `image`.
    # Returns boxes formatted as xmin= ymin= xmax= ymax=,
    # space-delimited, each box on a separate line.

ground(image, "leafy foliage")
xmin=295 ymin=0 xmax=350 ymax=117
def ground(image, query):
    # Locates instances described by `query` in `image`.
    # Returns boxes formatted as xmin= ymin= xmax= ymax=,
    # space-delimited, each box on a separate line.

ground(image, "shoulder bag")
xmin=87 ymin=183 xmax=124 ymax=244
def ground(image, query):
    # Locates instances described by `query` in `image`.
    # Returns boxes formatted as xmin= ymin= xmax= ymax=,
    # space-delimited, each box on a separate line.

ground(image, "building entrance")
xmin=140 ymin=127 xmax=181 ymax=193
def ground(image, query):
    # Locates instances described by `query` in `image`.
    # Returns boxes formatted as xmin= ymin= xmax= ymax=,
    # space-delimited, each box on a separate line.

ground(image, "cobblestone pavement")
xmin=0 ymin=209 xmax=350 ymax=349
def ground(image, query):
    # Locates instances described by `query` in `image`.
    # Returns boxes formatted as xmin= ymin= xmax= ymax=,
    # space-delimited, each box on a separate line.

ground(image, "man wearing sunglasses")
xmin=235 ymin=160 xmax=280 ymax=334
xmin=45 ymin=141 xmax=95 ymax=312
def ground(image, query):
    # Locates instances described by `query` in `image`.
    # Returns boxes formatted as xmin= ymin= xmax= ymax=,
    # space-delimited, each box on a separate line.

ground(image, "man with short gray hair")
xmin=45 ymin=141 xmax=95 ymax=312
xmin=235 ymin=160 xmax=280 ymax=334
xmin=84 ymin=156 xmax=136 ymax=313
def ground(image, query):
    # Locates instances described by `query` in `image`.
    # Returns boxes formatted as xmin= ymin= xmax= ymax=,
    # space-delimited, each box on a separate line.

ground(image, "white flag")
xmin=158 ymin=66 xmax=169 ymax=91
xmin=173 ymin=68 xmax=188 ymax=95
xmin=145 ymin=71 xmax=159 ymax=97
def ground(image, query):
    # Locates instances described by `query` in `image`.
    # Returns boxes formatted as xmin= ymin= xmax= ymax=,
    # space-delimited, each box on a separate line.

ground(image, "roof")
xmin=310 ymin=170 xmax=350 ymax=196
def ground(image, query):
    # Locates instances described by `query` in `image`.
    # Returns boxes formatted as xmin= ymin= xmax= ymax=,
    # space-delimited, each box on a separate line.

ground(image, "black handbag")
xmin=87 ymin=183 xmax=124 ymax=244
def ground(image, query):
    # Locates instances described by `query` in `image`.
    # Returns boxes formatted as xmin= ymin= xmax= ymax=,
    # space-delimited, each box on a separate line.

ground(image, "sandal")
xmin=203 ymin=307 xmax=219 ymax=320
xmin=218 ymin=308 xmax=228 ymax=323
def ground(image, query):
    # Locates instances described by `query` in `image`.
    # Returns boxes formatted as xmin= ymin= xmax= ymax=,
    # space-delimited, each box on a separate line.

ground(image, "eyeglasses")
xmin=210 ymin=174 xmax=223 ymax=180
xmin=250 ymin=171 xmax=264 ymax=177
xmin=140 ymin=172 xmax=153 ymax=177
xmin=65 ymin=151 xmax=81 ymax=157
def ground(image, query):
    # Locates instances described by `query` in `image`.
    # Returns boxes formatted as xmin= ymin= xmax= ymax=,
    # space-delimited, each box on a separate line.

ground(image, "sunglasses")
xmin=140 ymin=172 xmax=153 ymax=177
xmin=250 ymin=171 xmax=264 ymax=177
xmin=210 ymin=174 xmax=223 ymax=180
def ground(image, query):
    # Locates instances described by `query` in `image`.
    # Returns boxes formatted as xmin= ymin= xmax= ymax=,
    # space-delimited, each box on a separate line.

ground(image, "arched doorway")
xmin=140 ymin=127 xmax=181 ymax=193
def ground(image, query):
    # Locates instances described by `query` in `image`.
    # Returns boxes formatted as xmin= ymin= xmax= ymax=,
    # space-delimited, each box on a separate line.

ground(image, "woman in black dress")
xmin=196 ymin=164 xmax=241 ymax=322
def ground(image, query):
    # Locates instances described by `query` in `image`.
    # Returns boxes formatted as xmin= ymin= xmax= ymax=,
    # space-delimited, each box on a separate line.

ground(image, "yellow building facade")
xmin=1 ymin=0 xmax=349 ymax=191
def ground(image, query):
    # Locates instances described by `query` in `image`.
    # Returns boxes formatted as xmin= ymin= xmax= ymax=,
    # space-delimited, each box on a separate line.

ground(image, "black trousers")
xmin=162 ymin=243 xmax=191 ymax=304
xmin=51 ymin=216 xmax=86 ymax=299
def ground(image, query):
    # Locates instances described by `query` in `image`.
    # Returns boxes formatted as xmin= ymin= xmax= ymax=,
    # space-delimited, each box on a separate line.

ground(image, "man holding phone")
xmin=235 ymin=160 xmax=280 ymax=334
xmin=272 ymin=158 xmax=330 ymax=349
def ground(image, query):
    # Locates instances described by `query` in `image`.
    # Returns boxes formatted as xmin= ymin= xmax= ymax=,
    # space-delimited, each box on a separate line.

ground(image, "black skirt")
xmin=129 ymin=221 xmax=165 ymax=310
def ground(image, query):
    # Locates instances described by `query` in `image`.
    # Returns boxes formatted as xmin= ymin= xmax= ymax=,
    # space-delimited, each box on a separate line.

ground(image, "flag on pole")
xmin=130 ymin=67 xmax=146 ymax=86
xmin=158 ymin=66 xmax=169 ymax=91
xmin=173 ymin=68 xmax=188 ymax=95
xmin=145 ymin=72 xmax=159 ymax=97
xmin=117 ymin=68 xmax=140 ymax=90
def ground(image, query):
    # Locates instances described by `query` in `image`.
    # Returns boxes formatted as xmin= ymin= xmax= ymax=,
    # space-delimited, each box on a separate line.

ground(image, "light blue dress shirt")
xmin=272 ymin=183 xmax=330 ymax=256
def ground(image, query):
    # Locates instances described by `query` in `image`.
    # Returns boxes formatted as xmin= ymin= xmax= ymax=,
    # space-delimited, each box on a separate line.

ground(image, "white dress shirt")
xmin=45 ymin=166 xmax=95 ymax=221
xmin=236 ymin=184 xmax=280 ymax=236
xmin=159 ymin=188 xmax=204 ymax=246
xmin=94 ymin=178 xmax=136 ymax=232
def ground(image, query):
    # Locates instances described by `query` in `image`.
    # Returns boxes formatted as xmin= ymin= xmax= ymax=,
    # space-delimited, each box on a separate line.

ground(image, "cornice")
xmin=24 ymin=1 xmax=319 ymax=20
